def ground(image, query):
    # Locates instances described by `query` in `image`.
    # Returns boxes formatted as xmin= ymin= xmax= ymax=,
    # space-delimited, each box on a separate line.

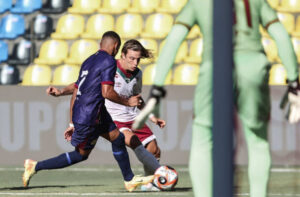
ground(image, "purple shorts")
xmin=71 ymin=110 xmax=117 ymax=150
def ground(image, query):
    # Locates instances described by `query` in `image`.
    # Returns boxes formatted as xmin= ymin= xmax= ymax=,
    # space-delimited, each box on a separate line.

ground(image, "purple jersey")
xmin=73 ymin=50 xmax=116 ymax=126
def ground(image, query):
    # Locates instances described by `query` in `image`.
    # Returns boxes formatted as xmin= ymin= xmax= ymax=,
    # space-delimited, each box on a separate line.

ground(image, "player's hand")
xmin=280 ymin=79 xmax=300 ymax=123
xmin=128 ymin=94 xmax=142 ymax=107
xmin=64 ymin=125 xmax=74 ymax=141
xmin=133 ymin=85 xmax=166 ymax=129
xmin=152 ymin=117 xmax=166 ymax=128
xmin=46 ymin=86 xmax=62 ymax=97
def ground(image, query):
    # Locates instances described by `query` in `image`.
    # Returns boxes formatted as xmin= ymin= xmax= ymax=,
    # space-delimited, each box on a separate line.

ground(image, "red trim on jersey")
xmin=101 ymin=81 xmax=114 ymax=85
xmin=243 ymin=0 xmax=252 ymax=28
xmin=117 ymin=60 xmax=133 ymax=78
xmin=74 ymin=83 xmax=78 ymax=88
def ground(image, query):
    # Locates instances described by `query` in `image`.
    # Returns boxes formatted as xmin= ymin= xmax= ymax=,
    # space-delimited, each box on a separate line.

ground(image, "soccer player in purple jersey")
xmin=22 ymin=31 xmax=154 ymax=192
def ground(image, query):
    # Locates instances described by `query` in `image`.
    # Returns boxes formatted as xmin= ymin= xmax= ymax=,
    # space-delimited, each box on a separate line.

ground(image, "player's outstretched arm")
xmin=102 ymin=84 xmax=141 ymax=107
xmin=46 ymin=82 xmax=76 ymax=97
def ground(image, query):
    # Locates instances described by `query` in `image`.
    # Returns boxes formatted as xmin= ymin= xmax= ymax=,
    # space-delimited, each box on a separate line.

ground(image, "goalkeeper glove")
xmin=132 ymin=85 xmax=166 ymax=129
xmin=280 ymin=78 xmax=300 ymax=124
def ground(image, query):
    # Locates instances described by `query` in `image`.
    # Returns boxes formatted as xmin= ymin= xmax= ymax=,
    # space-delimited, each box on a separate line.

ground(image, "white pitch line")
xmin=0 ymin=192 xmax=188 ymax=196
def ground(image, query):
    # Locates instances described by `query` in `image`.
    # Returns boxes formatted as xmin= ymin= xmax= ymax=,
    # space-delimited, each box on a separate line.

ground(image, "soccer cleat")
xmin=140 ymin=182 xmax=160 ymax=191
xmin=22 ymin=159 xmax=37 ymax=187
xmin=124 ymin=175 xmax=154 ymax=192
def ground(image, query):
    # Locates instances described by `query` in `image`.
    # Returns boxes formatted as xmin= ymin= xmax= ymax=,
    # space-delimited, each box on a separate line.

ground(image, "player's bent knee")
xmin=128 ymin=134 xmax=142 ymax=149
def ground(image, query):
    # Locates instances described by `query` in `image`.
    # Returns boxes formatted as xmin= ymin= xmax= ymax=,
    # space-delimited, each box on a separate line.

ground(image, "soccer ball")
xmin=153 ymin=165 xmax=178 ymax=190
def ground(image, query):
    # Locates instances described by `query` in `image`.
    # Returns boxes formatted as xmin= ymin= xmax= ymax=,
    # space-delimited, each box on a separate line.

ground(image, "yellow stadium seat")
xmin=138 ymin=38 xmax=158 ymax=65
xmin=259 ymin=25 xmax=270 ymax=37
xmin=184 ymin=38 xmax=203 ymax=64
xmin=116 ymin=14 xmax=143 ymax=38
xmin=268 ymin=64 xmax=287 ymax=85
xmin=267 ymin=0 xmax=280 ymax=9
xmin=143 ymin=64 xmax=172 ymax=85
xmin=292 ymin=37 xmax=300 ymax=63
xmin=51 ymin=14 xmax=85 ymax=39
xmin=52 ymin=64 xmax=80 ymax=85
xmin=127 ymin=0 xmax=159 ymax=14
xmin=141 ymin=13 xmax=174 ymax=39
xmin=278 ymin=0 xmax=300 ymax=12
xmin=173 ymin=64 xmax=199 ymax=85
xmin=81 ymin=14 xmax=114 ymax=39
xmin=277 ymin=12 xmax=295 ymax=35
xmin=34 ymin=39 xmax=68 ymax=65
xmin=156 ymin=0 xmax=187 ymax=14
xmin=159 ymin=40 xmax=188 ymax=63
xmin=186 ymin=25 xmax=202 ymax=39
xmin=65 ymin=39 xmax=99 ymax=65
xmin=292 ymin=16 xmax=300 ymax=37
xmin=22 ymin=64 xmax=51 ymax=86
xmin=99 ymin=0 xmax=130 ymax=14
xmin=68 ymin=0 xmax=101 ymax=14
xmin=261 ymin=37 xmax=280 ymax=63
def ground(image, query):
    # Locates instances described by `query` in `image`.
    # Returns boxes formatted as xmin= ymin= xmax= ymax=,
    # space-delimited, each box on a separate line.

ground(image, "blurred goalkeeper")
xmin=133 ymin=0 xmax=300 ymax=196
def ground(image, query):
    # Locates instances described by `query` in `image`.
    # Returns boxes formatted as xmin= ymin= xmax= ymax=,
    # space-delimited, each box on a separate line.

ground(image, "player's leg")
xmin=189 ymin=61 xmax=213 ymax=197
xmin=234 ymin=51 xmax=271 ymax=197
xmin=23 ymin=123 xmax=96 ymax=187
xmin=101 ymin=128 xmax=154 ymax=192
xmin=144 ymin=139 xmax=161 ymax=175
xmin=121 ymin=129 xmax=160 ymax=174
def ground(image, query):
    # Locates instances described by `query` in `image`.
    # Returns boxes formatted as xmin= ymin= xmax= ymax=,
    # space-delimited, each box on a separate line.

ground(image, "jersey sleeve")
xmin=101 ymin=60 xmax=117 ymax=85
xmin=154 ymin=2 xmax=194 ymax=86
xmin=260 ymin=0 xmax=278 ymax=28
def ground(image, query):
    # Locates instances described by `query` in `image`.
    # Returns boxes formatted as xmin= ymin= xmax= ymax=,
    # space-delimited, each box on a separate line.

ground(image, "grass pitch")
xmin=1 ymin=165 xmax=300 ymax=196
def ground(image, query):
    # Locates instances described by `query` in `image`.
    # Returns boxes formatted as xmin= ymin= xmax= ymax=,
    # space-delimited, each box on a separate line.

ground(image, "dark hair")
xmin=121 ymin=39 xmax=153 ymax=59
xmin=102 ymin=31 xmax=121 ymax=46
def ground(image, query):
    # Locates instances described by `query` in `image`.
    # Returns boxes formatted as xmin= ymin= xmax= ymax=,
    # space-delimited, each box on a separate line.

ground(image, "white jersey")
xmin=105 ymin=61 xmax=142 ymax=122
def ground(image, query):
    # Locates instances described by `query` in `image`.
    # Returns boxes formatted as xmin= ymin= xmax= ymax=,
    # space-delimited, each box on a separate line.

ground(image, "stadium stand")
xmin=293 ymin=16 xmax=300 ymax=37
xmin=10 ymin=0 xmax=42 ymax=14
xmin=0 ymin=41 xmax=8 ymax=63
xmin=172 ymin=63 xmax=199 ymax=85
xmin=0 ymin=64 xmax=20 ymax=85
xmin=142 ymin=64 xmax=172 ymax=85
xmin=138 ymin=38 xmax=158 ymax=65
xmin=277 ymin=0 xmax=300 ymax=13
xmin=52 ymin=64 xmax=80 ymax=85
xmin=68 ymin=0 xmax=101 ymax=14
xmin=81 ymin=14 xmax=114 ymax=39
xmin=0 ymin=14 xmax=25 ymax=39
xmin=141 ymin=13 xmax=174 ymax=39
xmin=116 ymin=14 xmax=143 ymax=38
xmin=268 ymin=64 xmax=287 ymax=85
xmin=34 ymin=39 xmax=68 ymax=65
xmin=277 ymin=12 xmax=295 ymax=35
xmin=184 ymin=38 xmax=203 ymax=64
xmin=186 ymin=25 xmax=202 ymax=39
xmin=51 ymin=14 xmax=85 ymax=40
xmin=156 ymin=0 xmax=188 ymax=14
xmin=8 ymin=39 xmax=35 ymax=66
xmin=0 ymin=0 xmax=12 ymax=14
xmin=99 ymin=0 xmax=130 ymax=14
xmin=127 ymin=0 xmax=160 ymax=14
xmin=21 ymin=64 xmax=51 ymax=86
xmin=41 ymin=0 xmax=70 ymax=14
xmin=24 ymin=14 xmax=53 ymax=40
xmin=64 ymin=39 xmax=99 ymax=65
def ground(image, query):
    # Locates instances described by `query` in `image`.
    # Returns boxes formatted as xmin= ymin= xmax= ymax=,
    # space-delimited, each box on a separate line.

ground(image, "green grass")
xmin=1 ymin=165 xmax=300 ymax=196
xmin=0 ymin=165 xmax=192 ymax=197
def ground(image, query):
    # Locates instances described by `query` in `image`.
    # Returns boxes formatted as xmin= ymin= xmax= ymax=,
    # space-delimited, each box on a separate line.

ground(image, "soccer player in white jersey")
xmin=47 ymin=39 xmax=166 ymax=191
